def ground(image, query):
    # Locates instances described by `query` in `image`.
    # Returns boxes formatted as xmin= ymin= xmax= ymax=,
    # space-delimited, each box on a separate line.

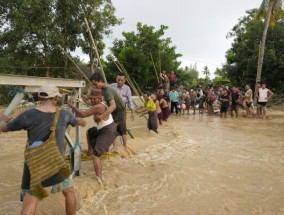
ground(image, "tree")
xmin=223 ymin=9 xmax=284 ymax=93
xmin=177 ymin=64 xmax=199 ymax=90
xmin=0 ymin=0 xmax=120 ymax=77
xmin=104 ymin=23 xmax=182 ymax=92
xmin=202 ymin=65 xmax=210 ymax=78
xmin=255 ymin=0 xmax=283 ymax=83
xmin=78 ymin=0 xmax=121 ymax=73
xmin=213 ymin=68 xmax=231 ymax=86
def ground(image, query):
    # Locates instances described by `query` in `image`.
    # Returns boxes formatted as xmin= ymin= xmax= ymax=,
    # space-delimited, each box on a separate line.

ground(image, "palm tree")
xmin=255 ymin=0 xmax=283 ymax=83
xmin=203 ymin=65 xmax=210 ymax=78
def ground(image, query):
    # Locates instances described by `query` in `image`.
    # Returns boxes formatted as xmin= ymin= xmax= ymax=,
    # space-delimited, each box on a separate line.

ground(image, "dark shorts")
xmin=87 ymin=123 xmax=118 ymax=157
xmin=230 ymin=104 xmax=239 ymax=111
xmin=117 ymin=111 xmax=127 ymax=135
xmin=220 ymin=104 xmax=229 ymax=113
xmin=257 ymin=101 xmax=267 ymax=107
xmin=246 ymin=102 xmax=252 ymax=108
xmin=190 ymin=100 xmax=195 ymax=106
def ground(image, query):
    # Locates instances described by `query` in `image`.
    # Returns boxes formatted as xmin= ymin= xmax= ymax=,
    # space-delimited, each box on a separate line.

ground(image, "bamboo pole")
xmin=158 ymin=47 xmax=162 ymax=74
xmin=83 ymin=17 xmax=107 ymax=83
xmin=132 ymin=78 xmax=143 ymax=97
xmin=150 ymin=52 xmax=160 ymax=83
xmin=116 ymin=60 xmax=142 ymax=96
xmin=57 ymin=45 xmax=94 ymax=87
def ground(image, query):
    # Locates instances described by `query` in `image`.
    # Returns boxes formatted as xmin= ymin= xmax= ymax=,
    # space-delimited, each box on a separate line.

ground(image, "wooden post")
xmin=0 ymin=92 xmax=25 ymax=128
xmin=4 ymin=92 xmax=25 ymax=116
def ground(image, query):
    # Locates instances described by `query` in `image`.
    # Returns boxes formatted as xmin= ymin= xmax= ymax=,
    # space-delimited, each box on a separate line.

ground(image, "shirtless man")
xmin=158 ymin=89 xmax=170 ymax=122
xmin=68 ymin=89 xmax=117 ymax=180
xmin=190 ymin=89 xmax=197 ymax=115
xmin=207 ymin=86 xmax=214 ymax=116
xmin=243 ymin=84 xmax=253 ymax=117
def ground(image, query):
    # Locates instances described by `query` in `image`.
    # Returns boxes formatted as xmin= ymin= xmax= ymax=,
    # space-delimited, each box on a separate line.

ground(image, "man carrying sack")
xmin=0 ymin=85 xmax=86 ymax=215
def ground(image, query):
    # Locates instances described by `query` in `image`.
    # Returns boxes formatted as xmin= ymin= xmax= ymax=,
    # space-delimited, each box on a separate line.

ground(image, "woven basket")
xmin=24 ymin=107 xmax=70 ymax=200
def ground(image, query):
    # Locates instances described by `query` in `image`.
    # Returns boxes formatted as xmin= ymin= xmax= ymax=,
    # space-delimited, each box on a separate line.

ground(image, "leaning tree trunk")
xmin=254 ymin=0 xmax=274 ymax=103
xmin=256 ymin=0 xmax=274 ymax=82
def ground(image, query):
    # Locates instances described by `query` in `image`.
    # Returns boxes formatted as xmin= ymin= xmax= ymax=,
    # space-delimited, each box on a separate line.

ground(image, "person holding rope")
xmin=89 ymin=73 xmax=126 ymax=146
xmin=0 ymin=85 xmax=86 ymax=215
xmin=110 ymin=73 xmax=135 ymax=149
xmin=68 ymin=88 xmax=117 ymax=181
xmin=135 ymin=92 xmax=159 ymax=134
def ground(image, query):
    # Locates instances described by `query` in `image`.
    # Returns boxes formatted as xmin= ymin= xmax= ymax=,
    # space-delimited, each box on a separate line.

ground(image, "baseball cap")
xmin=38 ymin=85 xmax=62 ymax=99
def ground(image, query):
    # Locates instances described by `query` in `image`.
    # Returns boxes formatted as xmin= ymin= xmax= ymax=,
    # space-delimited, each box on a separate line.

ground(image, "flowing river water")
xmin=0 ymin=107 xmax=283 ymax=215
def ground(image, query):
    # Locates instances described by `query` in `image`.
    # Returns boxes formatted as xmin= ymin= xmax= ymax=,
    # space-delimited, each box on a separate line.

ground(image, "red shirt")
xmin=168 ymin=73 xmax=176 ymax=82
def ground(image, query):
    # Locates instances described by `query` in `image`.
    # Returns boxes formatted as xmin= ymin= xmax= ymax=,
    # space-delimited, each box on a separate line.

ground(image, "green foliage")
xmin=213 ymin=68 xmax=231 ymax=86
xmin=178 ymin=64 xmax=199 ymax=90
xmin=255 ymin=0 xmax=284 ymax=26
xmin=0 ymin=0 xmax=120 ymax=77
xmin=104 ymin=23 xmax=182 ymax=92
xmin=222 ymin=9 xmax=284 ymax=92
xmin=202 ymin=65 xmax=210 ymax=78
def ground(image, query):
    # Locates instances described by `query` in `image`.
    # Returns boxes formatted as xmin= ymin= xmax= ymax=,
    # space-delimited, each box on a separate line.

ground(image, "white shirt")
xmin=95 ymin=102 xmax=114 ymax=130
xmin=258 ymin=88 xmax=269 ymax=102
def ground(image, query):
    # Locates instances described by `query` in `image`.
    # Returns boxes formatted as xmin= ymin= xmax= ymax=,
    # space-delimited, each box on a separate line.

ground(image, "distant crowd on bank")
xmin=143 ymin=70 xmax=274 ymax=127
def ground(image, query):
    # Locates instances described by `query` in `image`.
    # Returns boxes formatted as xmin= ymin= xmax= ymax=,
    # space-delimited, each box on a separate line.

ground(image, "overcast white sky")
xmin=77 ymin=0 xmax=262 ymax=77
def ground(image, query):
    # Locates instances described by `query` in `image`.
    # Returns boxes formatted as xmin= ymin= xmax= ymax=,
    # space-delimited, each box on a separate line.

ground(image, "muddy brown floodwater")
xmin=0 ymin=107 xmax=283 ymax=215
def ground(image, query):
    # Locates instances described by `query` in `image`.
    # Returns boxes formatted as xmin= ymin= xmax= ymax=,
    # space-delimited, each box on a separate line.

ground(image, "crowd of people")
xmin=0 ymin=70 xmax=274 ymax=214
xmin=156 ymin=70 xmax=274 ymax=120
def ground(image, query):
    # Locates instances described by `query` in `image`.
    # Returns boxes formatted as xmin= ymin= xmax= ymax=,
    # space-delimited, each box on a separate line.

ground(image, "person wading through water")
xmin=68 ymin=89 xmax=117 ymax=181
xmin=0 ymin=85 xmax=86 ymax=215
xmin=110 ymin=73 xmax=135 ymax=150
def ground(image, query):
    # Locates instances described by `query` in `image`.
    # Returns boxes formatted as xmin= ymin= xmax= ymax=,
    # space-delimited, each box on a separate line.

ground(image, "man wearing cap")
xmin=110 ymin=73 xmax=135 ymax=149
xmin=0 ymin=84 xmax=86 ymax=215
xmin=68 ymin=89 xmax=117 ymax=181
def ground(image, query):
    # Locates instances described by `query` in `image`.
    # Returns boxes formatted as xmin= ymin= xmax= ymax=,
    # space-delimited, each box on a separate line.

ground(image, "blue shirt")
xmin=169 ymin=90 xmax=179 ymax=102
